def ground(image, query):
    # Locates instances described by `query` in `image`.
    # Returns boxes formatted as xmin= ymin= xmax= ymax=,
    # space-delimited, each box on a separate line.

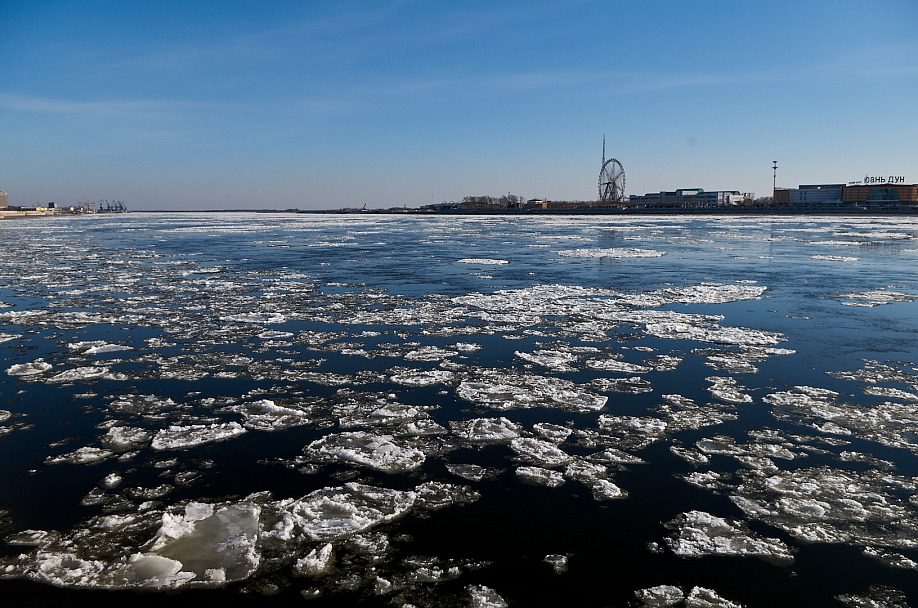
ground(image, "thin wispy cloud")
xmin=0 ymin=93 xmax=218 ymax=117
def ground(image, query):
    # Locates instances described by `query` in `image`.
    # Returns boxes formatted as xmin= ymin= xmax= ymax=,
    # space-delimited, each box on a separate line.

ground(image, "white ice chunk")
xmin=451 ymin=417 xmax=522 ymax=443
xmin=635 ymin=584 xmax=684 ymax=607
xmin=239 ymin=399 xmax=311 ymax=431
xmin=305 ymin=431 xmax=425 ymax=472
xmin=47 ymin=366 xmax=110 ymax=383
xmin=510 ymin=437 xmax=571 ymax=467
xmin=592 ymin=479 xmax=627 ymax=501
xmin=543 ymin=554 xmax=569 ymax=574
xmin=467 ymin=584 xmax=509 ymax=607
xmin=557 ymin=247 xmax=665 ymax=259
xmin=124 ymin=553 xmax=192 ymax=588
xmin=390 ymin=369 xmax=454 ymax=386
xmin=68 ymin=341 xmax=134 ymax=355
xmin=148 ymin=502 xmax=261 ymax=583
xmin=103 ymin=426 xmax=153 ymax=449
xmin=293 ymin=543 xmax=334 ymax=577
xmin=151 ymin=422 xmax=246 ymax=450
xmin=685 ymin=586 xmax=745 ymax=608
xmin=45 ymin=446 xmax=114 ymax=465
xmin=457 ymin=258 xmax=509 ymax=265
xmin=516 ymin=466 xmax=565 ymax=487
xmin=268 ymin=483 xmax=416 ymax=542
xmin=665 ymin=510 xmax=793 ymax=562
xmin=219 ymin=312 xmax=287 ymax=323
xmin=6 ymin=359 xmax=52 ymax=376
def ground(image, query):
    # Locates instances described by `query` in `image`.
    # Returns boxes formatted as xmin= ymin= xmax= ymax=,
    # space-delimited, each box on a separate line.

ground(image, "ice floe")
xmin=515 ymin=465 xmax=565 ymax=487
xmin=6 ymin=359 xmax=53 ymax=376
xmin=457 ymin=258 xmax=509 ymax=265
xmin=834 ymin=289 xmax=918 ymax=307
xmin=148 ymin=501 xmax=261 ymax=584
xmin=303 ymin=431 xmax=426 ymax=472
xmin=730 ymin=466 xmax=918 ymax=548
xmin=151 ymin=422 xmax=247 ymax=451
xmin=557 ymin=247 xmax=665 ymax=258
xmin=456 ymin=369 xmax=607 ymax=412
xmin=635 ymin=585 xmax=745 ymax=608
xmin=764 ymin=385 xmax=918 ymax=453
xmin=664 ymin=510 xmax=793 ymax=562
xmin=510 ymin=437 xmax=571 ymax=467
xmin=467 ymin=584 xmax=509 ymax=607
xmin=450 ymin=417 xmax=522 ymax=444
xmin=267 ymin=483 xmax=416 ymax=542
xmin=68 ymin=341 xmax=134 ymax=355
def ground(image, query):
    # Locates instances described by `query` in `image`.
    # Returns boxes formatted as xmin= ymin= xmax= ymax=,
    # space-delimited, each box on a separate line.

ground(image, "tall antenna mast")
xmin=602 ymin=135 xmax=606 ymax=167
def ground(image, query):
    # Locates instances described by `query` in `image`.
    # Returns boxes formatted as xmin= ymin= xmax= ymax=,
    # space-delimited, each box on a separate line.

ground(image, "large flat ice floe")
xmin=151 ymin=422 xmax=247 ymax=450
xmin=303 ymin=431 xmax=426 ymax=472
xmin=664 ymin=510 xmax=794 ymax=562
xmin=730 ymin=466 xmax=918 ymax=548
xmin=557 ymin=247 xmax=665 ymax=258
xmin=266 ymin=483 xmax=416 ymax=542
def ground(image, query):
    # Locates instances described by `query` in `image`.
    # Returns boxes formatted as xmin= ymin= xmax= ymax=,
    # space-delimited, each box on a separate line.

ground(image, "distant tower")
xmin=598 ymin=137 xmax=626 ymax=203
xmin=0 ymin=191 xmax=7 ymax=210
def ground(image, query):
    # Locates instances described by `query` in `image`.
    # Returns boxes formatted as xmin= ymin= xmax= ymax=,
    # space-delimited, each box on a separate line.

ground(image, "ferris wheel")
xmin=598 ymin=158 xmax=625 ymax=203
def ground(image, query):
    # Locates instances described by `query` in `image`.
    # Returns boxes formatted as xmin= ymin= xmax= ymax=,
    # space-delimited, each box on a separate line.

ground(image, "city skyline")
xmin=2 ymin=0 xmax=916 ymax=210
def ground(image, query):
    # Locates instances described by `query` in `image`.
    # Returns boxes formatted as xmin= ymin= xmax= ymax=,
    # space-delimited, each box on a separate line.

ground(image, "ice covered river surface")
xmin=2 ymin=213 xmax=918 ymax=607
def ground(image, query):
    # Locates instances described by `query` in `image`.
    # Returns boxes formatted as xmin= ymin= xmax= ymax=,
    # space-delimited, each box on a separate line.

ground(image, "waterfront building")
xmin=629 ymin=188 xmax=746 ymax=208
xmin=775 ymin=182 xmax=918 ymax=206
xmin=841 ymin=183 xmax=918 ymax=205
xmin=0 ymin=191 xmax=7 ymax=209
xmin=789 ymin=184 xmax=844 ymax=205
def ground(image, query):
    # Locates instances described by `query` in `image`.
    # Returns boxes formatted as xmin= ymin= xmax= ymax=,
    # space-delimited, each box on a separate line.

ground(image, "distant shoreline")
xmin=128 ymin=205 xmax=918 ymax=216
xmin=7 ymin=206 xmax=918 ymax=218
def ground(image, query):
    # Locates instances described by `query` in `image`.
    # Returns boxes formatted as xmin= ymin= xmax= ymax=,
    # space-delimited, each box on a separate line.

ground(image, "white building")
xmin=629 ymin=188 xmax=745 ymax=207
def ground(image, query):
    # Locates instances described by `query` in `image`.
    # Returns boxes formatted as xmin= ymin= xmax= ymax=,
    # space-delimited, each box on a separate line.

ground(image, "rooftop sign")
xmin=849 ymin=175 xmax=907 ymax=185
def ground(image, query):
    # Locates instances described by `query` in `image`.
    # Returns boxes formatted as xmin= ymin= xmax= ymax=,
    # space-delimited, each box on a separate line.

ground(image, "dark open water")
xmin=1 ymin=212 xmax=918 ymax=607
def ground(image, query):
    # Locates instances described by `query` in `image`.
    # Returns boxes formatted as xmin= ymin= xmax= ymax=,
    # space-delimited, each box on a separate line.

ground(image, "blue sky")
xmin=2 ymin=0 xmax=916 ymax=210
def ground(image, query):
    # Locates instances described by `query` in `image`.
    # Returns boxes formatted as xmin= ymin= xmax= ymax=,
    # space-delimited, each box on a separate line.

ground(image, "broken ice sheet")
xmin=654 ymin=394 xmax=738 ymax=432
xmin=6 ymin=359 xmax=53 ymax=376
xmin=515 ymin=466 xmax=564 ymax=487
xmin=151 ymin=422 xmax=247 ymax=451
xmin=445 ymin=463 xmax=500 ymax=482
xmin=706 ymin=376 xmax=753 ymax=404
xmin=456 ymin=368 xmax=607 ymax=412
xmin=223 ymin=398 xmax=313 ymax=431
xmin=635 ymin=585 xmax=746 ymax=608
xmin=765 ymin=385 xmax=918 ymax=454
xmin=556 ymin=247 xmax=665 ymax=259
xmin=833 ymin=289 xmax=918 ymax=307
xmin=836 ymin=585 xmax=911 ymax=608
xmin=731 ymin=466 xmax=918 ymax=548
xmin=664 ymin=510 xmax=794 ymax=563
xmin=590 ymin=375 xmax=653 ymax=394
xmin=514 ymin=349 xmax=579 ymax=371
xmin=266 ymin=483 xmax=416 ymax=542
xmin=450 ymin=417 xmax=522 ymax=444
xmin=147 ymin=501 xmax=261 ymax=584
xmin=467 ymin=584 xmax=509 ymax=608
xmin=510 ymin=437 xmax=571 ymax=467
xmin=303 ymin=431 xmax=426 ymax=473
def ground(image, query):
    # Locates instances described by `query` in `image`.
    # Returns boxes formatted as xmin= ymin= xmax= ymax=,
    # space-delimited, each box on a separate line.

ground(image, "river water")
xmin=1 ymin=212 xmax=918 ymax=607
